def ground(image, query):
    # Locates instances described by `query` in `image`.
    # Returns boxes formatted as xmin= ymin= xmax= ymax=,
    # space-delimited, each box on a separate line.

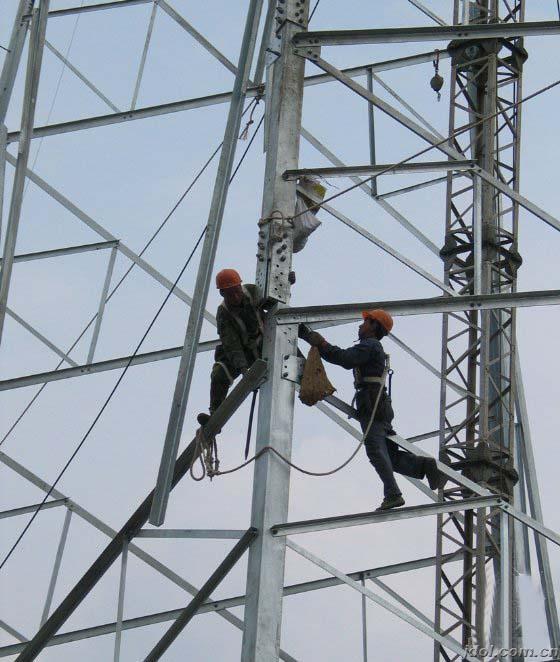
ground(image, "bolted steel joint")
xmin=294 ymin=44 xmax=320 ymax=60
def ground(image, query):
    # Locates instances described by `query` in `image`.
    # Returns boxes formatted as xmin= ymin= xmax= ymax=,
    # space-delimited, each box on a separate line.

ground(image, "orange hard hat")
xmin=362 ymin=309 xmax=393 ymax=333
xmin=216 ymin=269 xmax=242 ymax=290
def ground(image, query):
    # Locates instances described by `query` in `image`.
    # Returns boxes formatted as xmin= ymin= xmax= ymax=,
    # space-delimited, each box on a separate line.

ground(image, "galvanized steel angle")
xmin=285 ymin=538 xmax=478 ymax=660
xmin=281 ymin=353 xmax=304 ymax=383
xmin=294 ymin=44 xmax=320 ymax=61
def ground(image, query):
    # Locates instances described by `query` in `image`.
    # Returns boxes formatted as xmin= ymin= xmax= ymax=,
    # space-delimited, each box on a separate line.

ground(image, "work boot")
xmin=197 ymin=412 xmax=211 ymax=427
xmin=424 ymin=457 xmax=447 ymax=491
xmin=375 ymin=494 xmax=405 ymax=511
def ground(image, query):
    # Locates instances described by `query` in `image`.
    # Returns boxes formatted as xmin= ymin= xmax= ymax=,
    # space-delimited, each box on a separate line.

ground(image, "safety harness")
xmin=353 ymin=353 xmax=391 ymax=389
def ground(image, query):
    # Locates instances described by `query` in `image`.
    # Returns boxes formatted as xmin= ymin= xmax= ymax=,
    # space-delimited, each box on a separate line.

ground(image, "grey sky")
xmin=0 ymin=0 xmax=559 ymax=660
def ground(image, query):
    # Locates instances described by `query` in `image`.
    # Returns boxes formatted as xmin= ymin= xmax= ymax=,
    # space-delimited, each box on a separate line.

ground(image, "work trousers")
xmin=359 ymin=418 xmax=427 ymax=498
xmin=209 ymin=362 xmax=244 ymax=413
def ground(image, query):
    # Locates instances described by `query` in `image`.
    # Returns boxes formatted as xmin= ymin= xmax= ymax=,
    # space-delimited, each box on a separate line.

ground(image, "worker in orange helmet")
xmin=299 ymin=310 xmax=446 ymax=510
xmin=197 ymin=269 xmax=265 ymax=427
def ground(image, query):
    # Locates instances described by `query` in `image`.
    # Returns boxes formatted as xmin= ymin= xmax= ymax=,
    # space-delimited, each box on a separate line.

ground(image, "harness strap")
xmin=353 ymin=353 xmax=392 ymax=389
xmin=360 ymin=376 xmax=385 ymax=385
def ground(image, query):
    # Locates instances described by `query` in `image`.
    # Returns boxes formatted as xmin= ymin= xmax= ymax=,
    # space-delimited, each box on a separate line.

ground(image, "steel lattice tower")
xmin=435 ymin=0 xmax=526 ymax=657
xmin=1 ymin=1 xmax=559 ymax=661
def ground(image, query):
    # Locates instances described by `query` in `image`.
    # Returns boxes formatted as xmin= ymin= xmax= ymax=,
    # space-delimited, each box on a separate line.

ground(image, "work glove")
xmin=298 ymin=323 xmax=312 ymax=342
xmin=298 ymin=324 xmax=326 ymax=347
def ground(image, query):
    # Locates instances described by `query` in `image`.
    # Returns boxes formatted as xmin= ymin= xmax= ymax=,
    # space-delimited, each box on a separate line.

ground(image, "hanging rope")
xmin=192 ymin=365 xmax=389 ymax=480
xmin=239 ymin=89 xmax=264 ymax=140
xmin=190 ymin=428 xmax=220 ymax=481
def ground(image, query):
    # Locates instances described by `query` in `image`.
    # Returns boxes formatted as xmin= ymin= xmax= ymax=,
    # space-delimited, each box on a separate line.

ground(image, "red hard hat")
xmin=216 ymin=269 xmax=242 ymax=290
xmin=362 ymin=309 xmax=393 ymax=333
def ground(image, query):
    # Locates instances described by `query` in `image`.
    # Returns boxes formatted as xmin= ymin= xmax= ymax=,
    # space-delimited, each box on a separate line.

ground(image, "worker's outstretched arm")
xmin=319 ymin=338 xmax=381 ymax=370
xmin=298 ymin=324 xmax=382 ymax=371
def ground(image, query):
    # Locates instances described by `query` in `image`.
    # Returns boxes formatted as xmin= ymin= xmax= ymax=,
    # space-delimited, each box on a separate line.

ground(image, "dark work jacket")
xmin=214 ymin=284 xmax=264 ymax=372
xmin=319 ymin=337 xmax=394 ymax=424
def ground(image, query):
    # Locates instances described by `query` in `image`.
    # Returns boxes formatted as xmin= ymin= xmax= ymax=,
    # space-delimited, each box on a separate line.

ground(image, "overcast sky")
xmin=1 ymin=0 xmax=559 ymax=660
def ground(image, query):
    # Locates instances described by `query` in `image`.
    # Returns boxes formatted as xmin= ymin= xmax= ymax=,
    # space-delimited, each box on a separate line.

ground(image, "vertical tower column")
xmin=241 ymin=1 xmax=308 ymax=660
xmin=434 ymin=0 xmax=525 ymax=657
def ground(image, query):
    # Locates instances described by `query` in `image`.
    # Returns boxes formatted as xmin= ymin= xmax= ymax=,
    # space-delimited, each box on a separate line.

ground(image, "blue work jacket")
xmin=319 ymin=337 xmax=394 ymax=423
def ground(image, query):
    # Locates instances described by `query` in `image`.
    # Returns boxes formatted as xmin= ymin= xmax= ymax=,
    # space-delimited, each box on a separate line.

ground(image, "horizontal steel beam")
xmin=0 ymin=340 xmax=218 ymax=391
xmin=0 ymin=453 xmax=298 ymax=659
xmin=135 ymin=529 xmax=246 ymax=539
xmin=286 ymin=539 xmax=476 ymax=660
xmin=6 ymin=52 xmax=448 ymax=143
xmin=293 ymin=21 xmax=560 ymax=46
xmin=6 ymin=90 xmax=246 ymax=143
xmin=284 ymin=160 xmax=476 ymax=180
xmin=4 ymin=154 xmax=216 ymax=326
xmin=277 ymin=289 xmax=560 ymax=325
xmin=0 ymin=240 xmax=118 ymax=265
xmin=24 ymin=0 xmax=152 ymax=20
xmin=0 ymin=499 xmax=67 ymax=520
xmin=303 ymin=49 xmax=450 ymax=84
xmin=271 ymin=496 xmax=500 ymax=536
xmin=14 ymin=360 xmax=268 ymax=661
xmin=0 ymin=553 xmax=461 ymax=656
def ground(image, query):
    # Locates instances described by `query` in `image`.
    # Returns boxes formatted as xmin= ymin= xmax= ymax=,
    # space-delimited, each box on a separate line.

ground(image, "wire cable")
xmin=309 ymin=0 xmax=322 ymax=22
xmin=289 ymin=75 xmax=560 ymax=222
xmin=0 ymin=104 xmax=264 ymax=569
xmin=193 ymin=364 xmax=389 ymax=480
xmin=0 ymin=99 xmax=262 ymax=448
xmin=0 ymin=227 xmax=207 ymax=571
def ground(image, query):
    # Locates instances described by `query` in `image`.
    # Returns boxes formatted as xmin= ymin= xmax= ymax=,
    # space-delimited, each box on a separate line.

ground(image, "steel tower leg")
xmin=0 ymin=0 xmax=35 ymax=125
xmin=434 ymin=1 xmax=525 ymax=657
xmin=0 ymin=0 xmax=49 ymax=349
xmin=241 ymin=1 xmax=308 ymax=659
xmin=515 ymin=356 xmax=560 ymax=650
